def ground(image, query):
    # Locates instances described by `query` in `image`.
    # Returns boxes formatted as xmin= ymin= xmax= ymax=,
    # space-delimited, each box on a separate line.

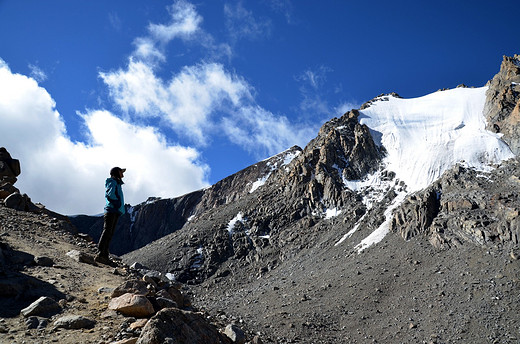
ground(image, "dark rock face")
xmin=484 ymin=54 xmax=520 ymax=154
xmin=391 ymin=159 xmax=520 ymax=249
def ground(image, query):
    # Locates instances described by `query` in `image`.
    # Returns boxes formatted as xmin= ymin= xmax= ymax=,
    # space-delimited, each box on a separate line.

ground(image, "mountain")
xmin=67 ymin=55 xmax=520 ymax=343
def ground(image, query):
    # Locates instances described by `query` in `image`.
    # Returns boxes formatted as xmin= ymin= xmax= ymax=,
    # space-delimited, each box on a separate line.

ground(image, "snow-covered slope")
xmin=359 ymin=87 xmax=514 ymax=193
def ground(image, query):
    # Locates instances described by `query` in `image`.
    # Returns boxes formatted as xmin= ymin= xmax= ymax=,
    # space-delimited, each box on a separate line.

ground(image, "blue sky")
xmin=0 ymin=0 xmax=518 ymax=214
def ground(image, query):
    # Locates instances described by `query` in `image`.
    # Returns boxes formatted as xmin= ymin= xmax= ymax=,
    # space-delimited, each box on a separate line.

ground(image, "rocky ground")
xmin=0 ymin=206 xmax=242 ymax=344
xmin=189 ymin=228 xmax=520 ymax=344
xmin=0 ymin=205 xmax=128 ymax=343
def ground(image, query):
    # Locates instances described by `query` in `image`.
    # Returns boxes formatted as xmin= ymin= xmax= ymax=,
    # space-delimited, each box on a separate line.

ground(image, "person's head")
xmin=110 ymin=167 xmax=126 ymax=179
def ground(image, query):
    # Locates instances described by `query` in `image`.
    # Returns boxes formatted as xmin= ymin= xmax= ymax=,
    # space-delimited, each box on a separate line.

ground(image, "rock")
xmin=130 ymin=262 xmax=149 ymax=270
xmin=111 ymin=279 xmax=150 ymax=298
xmin=66 ymin=250 xmax=96 ymax=265
xmin=391 ymin=188 xmax=440 ymax=240
xmin=53 ymin=315 xmax=96 ymax=329
xmin=484 ymin=54 xmax=520 ymax=154
xmin=130 ymin=318 xmax=149 ymax=330
xmin=0 ymin=182 xmax=19 ymax=200
xmin=4 ymin=192 xmax=24 ymax=210
xmin=100 ymin=309 xmax=120 ymax=319
xmin=98 ymin=286 xmax=115 ymax=294
xmin=166 ymin=287 xmax=185 ymax=308
xmin=154 ymin=296 xmax=178 ymax=311
xmin=25 ymin=316 xmax=48 ymax=330
xmin=108 ymin=293 xmax=155 ymax=318
xmin=34 ymin=256 xmax=54 ymax=267
xmin=224 ymin=324 xmax=246 ymax=344
xmin=21 ymin=296 xmax=61 ymax=317
xmin=251 ymin=335 xmax=263 ymax=344
xmin=0 ymin=323 xmax=8 ymax=333
xmin=110 ymin=338 xmax=138 ymax=344
xmin=136 ymin=308 xmax=232 ymax=344
xmin=0 ymin=147 xmax=21 ymax=185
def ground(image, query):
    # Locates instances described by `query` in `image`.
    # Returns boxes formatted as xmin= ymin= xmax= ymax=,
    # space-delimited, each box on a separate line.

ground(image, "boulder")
xmin=0 ymin=147 xmax=20 ymax=185
xmin=136 ymin=308 xmax=233 ymax=344
xmin=34 ymin=256 xmax=54 ymax=267
xmin=66 ymin=250 xmax=96 ymax=265
xmin=224 ymin=324 xmax=246 ymax=344
xmin=21 ymin=296 xmax=61 ymax=317
xmin=53 ymin=315 xmax=96 ymax=329
xmin=25 ymin=316 xmax=48 ymax=330
xmin=166 ymin=286 xmax=185 ymax=308
xmin=108 ymin=293 xmax=155 ymax=318
xmin=154 ymin=296 xmax=178 ymax=311
xmin=111 ymin=279 xmax=150 ymax=298
xmin=0 ymin=182 xmax=19 ymax=200
xmin=4 ymin=192 xmax=25 ymax=211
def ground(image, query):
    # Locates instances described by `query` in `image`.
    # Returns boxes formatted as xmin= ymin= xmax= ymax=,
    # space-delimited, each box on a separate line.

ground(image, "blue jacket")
xmin=104 ymin=177 xmax=125 ymax=215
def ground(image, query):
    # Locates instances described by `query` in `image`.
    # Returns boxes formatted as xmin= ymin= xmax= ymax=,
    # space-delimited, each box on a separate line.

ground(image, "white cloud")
xmin=148 ymin=0 xmax=202 ymax=43
xmin=101 ymin=59 xmax=253 ymax=144
xmin=28 ymin=63 xmax=48 ymax=83
xmin=224 ymin=2 xmax=272 ymax=41
xmin=221 ymin=106 xmax=317 ymax=157
xmin=101 ymin=0 xmax=318 ymax=156
xmin=0 ymin=60 xmax=208 ymax=215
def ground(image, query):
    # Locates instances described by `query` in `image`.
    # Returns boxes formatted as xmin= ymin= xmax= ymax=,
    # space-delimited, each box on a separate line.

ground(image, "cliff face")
xmin=484 ymin=54 xmax=520 ymax=154
xmin=391 ymin=158 xmax=520 ymax=250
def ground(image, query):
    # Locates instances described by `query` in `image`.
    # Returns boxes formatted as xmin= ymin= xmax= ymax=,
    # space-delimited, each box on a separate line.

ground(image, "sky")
xmin=0 ymin=0 xmax=518 ymax=215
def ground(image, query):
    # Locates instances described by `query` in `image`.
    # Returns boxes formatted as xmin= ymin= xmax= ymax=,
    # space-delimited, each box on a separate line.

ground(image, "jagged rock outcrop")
xmin=484 ymin=54 xmax=520 ymax=154
xmin=0 ymin=147 xmax=21 ymax=202
xmin=279 ymin=110 xmax=384 ymax=209
xmin=0 ymin=147 xmax=49 ymax=213
xmin=391 ymin=159 xmax=520 ymax=250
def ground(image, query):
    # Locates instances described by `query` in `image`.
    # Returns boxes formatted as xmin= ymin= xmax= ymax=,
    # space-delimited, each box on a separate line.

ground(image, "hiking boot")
xmin=95 ymin=254 xmax=116 ymax=267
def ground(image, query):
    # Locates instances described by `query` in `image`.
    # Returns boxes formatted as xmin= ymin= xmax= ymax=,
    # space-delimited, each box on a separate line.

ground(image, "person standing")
xmin=96 ymin=167 xmax=126 ymax=265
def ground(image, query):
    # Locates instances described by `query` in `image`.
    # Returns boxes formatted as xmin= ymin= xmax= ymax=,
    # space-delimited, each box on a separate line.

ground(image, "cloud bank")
xmin=0 ymin=0 xmax=323 ymax=214
xmin=0 ymin=59 xmax=209 ymax=215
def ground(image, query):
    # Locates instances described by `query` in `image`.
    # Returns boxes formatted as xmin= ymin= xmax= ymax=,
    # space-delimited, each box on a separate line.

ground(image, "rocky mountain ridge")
xmin=2 ymin=54 xmax=520 ymax=343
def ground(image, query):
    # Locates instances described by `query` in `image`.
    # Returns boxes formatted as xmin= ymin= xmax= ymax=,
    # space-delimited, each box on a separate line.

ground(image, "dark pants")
xmin=98 ymin=212 xmax=120 ymax=258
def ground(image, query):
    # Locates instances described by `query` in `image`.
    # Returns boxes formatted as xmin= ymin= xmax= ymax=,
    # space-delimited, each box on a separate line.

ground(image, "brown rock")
xmin=111 ymin=279 xmax=149 ymax=298
xmin=130 ymin=318 xmax=149 ymax=330
xmin=108 ymin=293 xmax=155 ymax=318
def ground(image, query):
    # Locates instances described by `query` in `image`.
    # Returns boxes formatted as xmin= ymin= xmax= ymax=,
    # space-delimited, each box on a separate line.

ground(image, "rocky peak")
xmin=484 ymin=54 xmax=520 ymax=154
xmin=360 ymin=92 xmax=402 ymax=110
xmin=277 ymin=110 xmax=384 ymax=209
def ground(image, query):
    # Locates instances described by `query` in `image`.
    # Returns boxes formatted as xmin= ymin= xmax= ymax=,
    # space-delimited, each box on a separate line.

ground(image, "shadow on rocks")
xmin=0 ymin=242 xmax=66 ymax=318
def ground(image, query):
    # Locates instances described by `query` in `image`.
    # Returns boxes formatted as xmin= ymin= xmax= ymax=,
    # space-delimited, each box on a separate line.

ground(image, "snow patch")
xmin=128 ymin=206 xmax=138 ymax=234
xmin=325 ymin=207 xmax=342 ymax=219
xmin=250 ymin=173 xmax=271 ymax=193
xmin=227 ymin=212 xmax=244 ymax=235
xmin=359 ymin=87 xmax=514 ymax=194
xmin=355 ymin=192 xmax=407 ymax=253
xmin=334 ymin=212 xmax=368 ymax=246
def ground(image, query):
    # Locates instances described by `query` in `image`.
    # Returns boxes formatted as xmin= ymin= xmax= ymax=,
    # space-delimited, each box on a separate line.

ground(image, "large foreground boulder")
xmin=108 ymin=293 xmax=155 ymax=318
xmin=136 ymin=308 xmax=233 ymax=344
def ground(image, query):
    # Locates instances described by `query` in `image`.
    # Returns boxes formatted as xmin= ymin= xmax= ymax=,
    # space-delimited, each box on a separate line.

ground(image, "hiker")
xmin=96 ymin=167 xmax=126 ymax=265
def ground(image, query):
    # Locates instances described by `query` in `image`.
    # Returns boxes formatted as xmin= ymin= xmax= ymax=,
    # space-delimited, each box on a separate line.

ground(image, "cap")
xmin=110 ymin=167 xmax=126 ymax=176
